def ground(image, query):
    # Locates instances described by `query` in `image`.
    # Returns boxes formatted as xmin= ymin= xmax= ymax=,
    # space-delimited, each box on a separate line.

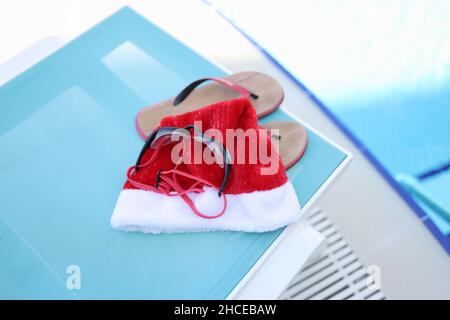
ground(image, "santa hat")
xmin=111 ymin=98 xmax=301 ymax=233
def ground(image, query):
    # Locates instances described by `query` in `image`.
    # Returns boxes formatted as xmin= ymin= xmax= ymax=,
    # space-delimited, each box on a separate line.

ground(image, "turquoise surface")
xmin=0 ymin=7 xmax=346 ymax=299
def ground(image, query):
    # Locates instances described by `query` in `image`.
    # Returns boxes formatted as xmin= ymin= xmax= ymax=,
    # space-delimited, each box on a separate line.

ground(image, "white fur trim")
xmin=111 ymin=182 xmax=301 ymax=233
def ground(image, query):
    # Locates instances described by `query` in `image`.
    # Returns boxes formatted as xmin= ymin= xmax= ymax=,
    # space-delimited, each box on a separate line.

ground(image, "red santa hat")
xmin=111 ymin=97 xmax=301 ymax=233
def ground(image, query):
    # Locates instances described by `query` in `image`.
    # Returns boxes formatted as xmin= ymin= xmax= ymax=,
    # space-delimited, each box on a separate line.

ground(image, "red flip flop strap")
xmin=173 ymin=77 xmax=257 ymax=106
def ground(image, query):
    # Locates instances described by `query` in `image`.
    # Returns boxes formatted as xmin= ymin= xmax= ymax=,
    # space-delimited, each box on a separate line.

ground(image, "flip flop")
xmin=263 ymin=121 xmax=308 ymax=169
xmin=136 ymin=71 xmax=284 ymax=139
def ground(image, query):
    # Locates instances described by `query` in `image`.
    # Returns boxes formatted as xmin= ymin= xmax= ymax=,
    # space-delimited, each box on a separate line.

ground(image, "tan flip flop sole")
xmin=264 ymin=121 xmax=308 ymax=169
xmin=136 ymin=71 xmax=284 ymax=138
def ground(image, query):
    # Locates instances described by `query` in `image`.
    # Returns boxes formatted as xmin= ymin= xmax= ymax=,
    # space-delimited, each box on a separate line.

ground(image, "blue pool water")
xmin=209 ymin=0 xmax=450 ymax=249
